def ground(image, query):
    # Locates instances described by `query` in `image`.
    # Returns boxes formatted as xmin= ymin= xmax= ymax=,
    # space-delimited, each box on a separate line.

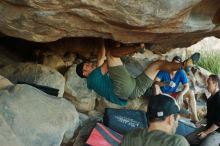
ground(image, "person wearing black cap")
xmin=154 ymin=56 xmax=189 ymax=101
xmin=76 ymin=41 xmax=200 ymax=106
xmin=154 ymin=55 xmax=199 ymax=123
xmin=155 ymin=56 xmax=199 ymax=123
xmin=120 ymin=94 xmax=189 ymax=146
xmin=186 ymin=74 xmax=220 ymax=146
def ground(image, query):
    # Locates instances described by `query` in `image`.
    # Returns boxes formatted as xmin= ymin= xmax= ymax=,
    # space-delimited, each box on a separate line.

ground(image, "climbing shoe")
xmin=183 ymin=52 xmax=200 ymax=70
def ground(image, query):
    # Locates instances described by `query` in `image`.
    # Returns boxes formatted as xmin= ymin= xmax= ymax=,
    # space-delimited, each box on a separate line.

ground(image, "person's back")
xmin=87 ymin=67 xmax=127 ymax=105
xmin=120 ymin=129 xmax=189 ymax=146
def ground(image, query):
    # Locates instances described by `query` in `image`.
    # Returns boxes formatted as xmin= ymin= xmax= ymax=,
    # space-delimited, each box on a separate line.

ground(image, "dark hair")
xmin=76 ymin=62 xmax=86 ymax=78
xmin=148 ymin=116 xmax=166 ymax=122
xmin=209 ymin=74 xmax=220 ymax=88
xmin=172 ymin=56 xmax=182 ymax=63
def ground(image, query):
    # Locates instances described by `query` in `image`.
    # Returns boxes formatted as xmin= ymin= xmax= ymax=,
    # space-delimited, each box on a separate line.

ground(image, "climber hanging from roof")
xmin=76 ymin=39 xmax=200 ymax=106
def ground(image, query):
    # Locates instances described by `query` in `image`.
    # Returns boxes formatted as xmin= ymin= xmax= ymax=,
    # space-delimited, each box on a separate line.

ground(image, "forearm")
xmin=97 ymin=39 xmax=106 ymax=67
xmin=154 ymin=81 xmax=169 ymax=87
xmin=204 ymin=124 xmax=219 ymax=135
xmin=154 ymin=84 xmax=162 ymax=95
xmin=180 ymin=84 xmax=189 ymax=96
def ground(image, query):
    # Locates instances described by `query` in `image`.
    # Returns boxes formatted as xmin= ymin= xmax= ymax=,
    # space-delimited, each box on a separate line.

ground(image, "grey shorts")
xmin=109 ymin=65 xmax=153 ymax=100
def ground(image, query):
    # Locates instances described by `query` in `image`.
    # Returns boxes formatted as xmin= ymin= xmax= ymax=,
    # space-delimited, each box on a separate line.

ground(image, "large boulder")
xmin=0 ymin=84 xmax=79 ymax=146
xmin=0 ymin=63 xmax=65 ymax=97
xmin=0 ymin=114 xmax=24 ymax=146
xmin=0 ymin=0 xmax=220 ymax=50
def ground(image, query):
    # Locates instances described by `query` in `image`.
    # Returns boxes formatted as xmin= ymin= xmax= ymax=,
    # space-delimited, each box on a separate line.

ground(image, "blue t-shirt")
xmin=87 ymin=67 xmax=127 ymax=106
xmin=156 ymin=69 xmax=188 ymax=94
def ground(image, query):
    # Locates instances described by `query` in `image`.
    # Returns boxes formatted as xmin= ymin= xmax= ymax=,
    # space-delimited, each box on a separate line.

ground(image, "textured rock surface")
xmin=0 ymin=0 xmax=220 ymax=51
xmin=0 ymin=84 xmax=79 ymax=146
xmin=0 ymin=63 xmax=65 ymax=97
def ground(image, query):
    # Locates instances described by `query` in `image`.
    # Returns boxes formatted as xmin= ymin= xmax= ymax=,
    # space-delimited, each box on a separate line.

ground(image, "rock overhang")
xmin=0 ymin=0 xmax=220 ymax=52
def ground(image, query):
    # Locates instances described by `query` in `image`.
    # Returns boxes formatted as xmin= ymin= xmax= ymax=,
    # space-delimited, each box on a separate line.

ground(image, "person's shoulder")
xmin=178 ymin=69 xmax=186 ymax=74
xmin=121 ymin=129 xmax=145 ymax=146
xmin=215 ymin=91 xmax=220 ymax=101
xmin=159 ymin=70 xmax=167 ymax=73
xmin=142 ymin=131 xmax=189 ymax=146
xmin=216 ymin=90 xmax=220 ymax=96
xmin=178 ymin=69 xmax=188 ymax=77
xmin=87 ymin=67 xmax=102 ymax=85
xmin=157 ymin=70 xmax=168 ymax=76
xmin=123 ymin=128 xmax=145 ymax=138
xmin=88 ymin=67 xmax=101 ymax=77
xmin=171 ymin=135 xmax=190 ymax=146
xmin=94 ymin=66 xmax=102 ymax=72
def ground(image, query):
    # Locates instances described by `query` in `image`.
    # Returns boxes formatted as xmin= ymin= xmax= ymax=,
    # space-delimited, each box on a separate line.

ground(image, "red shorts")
xmin=169 ymin=92 xmax=180 ymax=99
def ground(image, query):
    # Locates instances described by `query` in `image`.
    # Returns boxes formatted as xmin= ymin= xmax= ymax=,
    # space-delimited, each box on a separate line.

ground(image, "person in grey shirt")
xmin=120 ymin=94 xmax=189 ymax=146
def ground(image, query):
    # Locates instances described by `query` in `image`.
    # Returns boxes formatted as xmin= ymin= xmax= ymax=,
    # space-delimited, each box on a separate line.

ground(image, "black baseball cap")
xmin=148 ymin=94 xmax=180 ymax=119
xmin=76 ymin=62 xmax=86 ymax=78
xmin=172 ymin=56 xmax=182 ymax=63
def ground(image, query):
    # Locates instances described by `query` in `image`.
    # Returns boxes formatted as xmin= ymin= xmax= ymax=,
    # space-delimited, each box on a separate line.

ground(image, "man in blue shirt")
xmin=155 ymin=56 xmax=189 ymax=99
xmin=76 ymin=41 xmax=200 ymax=106
xmin=154 ymin=56 xmax=199 ymax=123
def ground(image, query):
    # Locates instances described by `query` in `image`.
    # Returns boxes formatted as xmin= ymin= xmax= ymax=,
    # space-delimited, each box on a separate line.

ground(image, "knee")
xmin=154 ymin=84 xmax=161 ymax=95
xmin=148 ymin=60 xmax=163 ymax=70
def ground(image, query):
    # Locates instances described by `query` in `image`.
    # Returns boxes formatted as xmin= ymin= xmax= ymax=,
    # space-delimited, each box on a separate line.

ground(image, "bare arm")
xmin=96 ymin=40 xmax=108 ymax=74
xmin=154 ymin=84 xmax=162 ymax=95
xmin=96 ymin=39 xmax=106 ymax=67
xmin=154 ymin=77 xmax=169 ymax=95
xmin=180 ymin=83 xmax=189 ymax=96
xmin=204 ymin=124 xmax=219 ymax=135
xmin=154 ymin=77 xmax=169 ymax=87
xmin=176 ymin=83 xmax=189 ymax=106
xmin=198 ymin=124 xmax=219 ymax=139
